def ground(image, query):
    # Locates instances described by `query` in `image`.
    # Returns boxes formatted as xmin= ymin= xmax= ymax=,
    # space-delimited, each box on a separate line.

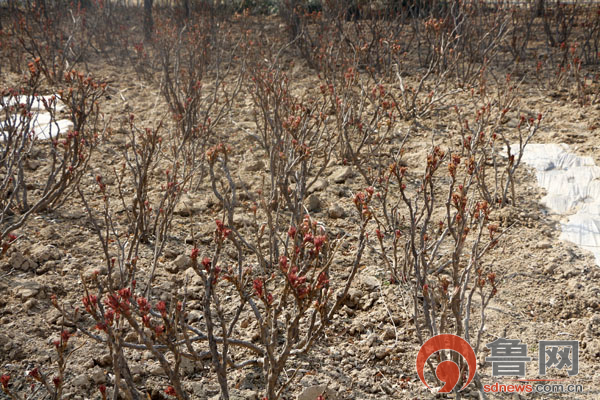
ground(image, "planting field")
xmin=1 ymin=1 xmax=600 ymax=399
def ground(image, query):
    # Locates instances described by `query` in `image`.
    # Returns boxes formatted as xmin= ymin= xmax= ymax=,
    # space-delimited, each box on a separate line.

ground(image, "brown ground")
xmin=1 ymin=11 xmax=600 ymax=400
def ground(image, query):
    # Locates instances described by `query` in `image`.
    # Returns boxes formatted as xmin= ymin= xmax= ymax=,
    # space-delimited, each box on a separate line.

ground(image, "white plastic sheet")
xmin=0 ymin=95 xmax=72 ymax=141
xmin=511 ymin=143 xmax=600 ymax=264
xmin=0 ymin=95 xmax=66 ymax=112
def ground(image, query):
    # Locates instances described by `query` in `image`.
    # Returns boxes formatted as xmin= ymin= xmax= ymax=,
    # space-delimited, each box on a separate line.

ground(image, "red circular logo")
xmin=416 ymin=334 xmax=477 ymax=393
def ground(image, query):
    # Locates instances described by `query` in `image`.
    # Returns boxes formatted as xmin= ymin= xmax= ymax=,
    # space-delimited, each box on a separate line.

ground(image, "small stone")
xmin=95 ymin=353 xmax=112 ymax=367
xmin=124 ymin=331 xmax=138 ymax=343
xmin=166 ymin=254 xmax=191 ymax=273
xmin=544 ymin=263 xmax=559 ymax=275
xmin=349 ymin=322 xmax=366 ymax=335
xmin=233 ymin=214 xmax=254 ymax=228
xmin=164 ymin=247 xmax=179 ymax=259
xmin=15 ymin=281 xmax=42 ymax=300
xmin=206 ymin=384 xmax=220 ymax=395
xmin=148 ymin=363 xmax=164 ymax=376
xmin=331 ymin=350 xmax=342 ymax=361
xmin=39 ymin=226 xmax=59 ymax=240
xmin=190 ymin=382 xmax=206 ymax=397
xmin=23 ymin=298 xmax=37 ymax=311
xmin=346 ymin=288 xmax=363 ymax=308
xmin=568 ymin=279 xmax=584 ymax=291
xmin=299 ymin=373 xmax=315 ymax=387
xmin=297 ymin=384 xmax=337 ymax=400
xmin=331 ymin=166 xmax=354 ymax=183
xmin=129 ymin=364 xmax=142 ymax=375
xmin=364 ymin=333 xmax=379 ymax=347
xmin=10 ymin=250 xmax=37 ymax=271
xmin=186 ymin=285 xmax=203 ymax=301
xmin=536 ymin=240 xmax=552 ymax=249
xmin=90 ymin=367 xmax=106 ymax=384
xmin=382 ymin=327 xmax=395 ymax=341
xmin=26 ymin=159 xmax=41 ymax=170
xmin=308 ymin=178 xmax=328 ymax=193
xmin=180 ymin=357 xmax=195 ymax=375
xmin=381 ymin=381 xmax=394 ymax=395
xmin=306 ymin=194 xmax=322 ymax=212
xmin=31 ymin=244 xmax=61 ymax=264
xmin=360 ymin=275 xmax=380 ymax=291
xmin=35 ymin=260 xmax=56 ymax=275
xmin=173 ymin=254 xmax=192 ymax=269
xmin=184 ymin=268 xmax=203 ymax=286
xmin=72 ymin=373 xmax=90 ymax=388
xmin=0 ymin=334 xmax=9 ymax=348
xmin=374 ymin=346 xmax=390 ymax=359
xmin=188 ymin=310 xmax=203 ymax=323
xmin=230 ymin=389 xmax=259 ymax=400
xmin=63 ymin=209 xmax=85 ymax=219
xmin=174 ymin=194 xmax=198 ymax=216
xmin=328 ymin=204 xmax=345 ymax=219
xmin=83 ymin=266 xmax=108 ymax=281
xmin=361 ymin=297 xmax=376 ymax=310
xmin=245 ymin=160 xmax=265 ymax=172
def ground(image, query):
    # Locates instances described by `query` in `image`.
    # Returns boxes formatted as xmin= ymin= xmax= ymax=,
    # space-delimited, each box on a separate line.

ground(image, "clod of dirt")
xmin=328 ymin=204 xmax=346 ymax=219
xmin=23 ymin=298 xmax=37 ymax=311
xmin=330 ymin=166 xmax=354 ymax=183
xmin=536 ymin=240 xmax=552 ymax=249
xmin=297 ymin=384 xmax=338 ymax=400
xmin=345 ymin=288 xmax=364 ymax=309
xmin=306 ymin=194 xmax=322 ymax=212
xmin=233 ymin=214 xmax=254 ymax=228
xmin=89 ymin=366 xmax=107 ymax=384
xmin=83 ymin=266 xmax=108 ymax=282
xmin=71 ymin=373 xmax=90 ymax=388
xmin=360 ymin=275 xmax=380 ymax=291
xmin=308 ymin=178 xmax=328 ymax=193
xmin=174 ymin=194 xmax=200 ymax=216
xmin=166 ymin=254 xmax=192 ymax=273
xmin=245 ymin=160 xmax=265 ymax=172
xmin=9 ymin=250 xmax=37 ymax=272
xmin=381 ymin=326 xmax=395 ymax=341
xmin=13 ymin=280 xmax=42 ymax=300
xmin=31 ymin=244 xmax=62 ymax=264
